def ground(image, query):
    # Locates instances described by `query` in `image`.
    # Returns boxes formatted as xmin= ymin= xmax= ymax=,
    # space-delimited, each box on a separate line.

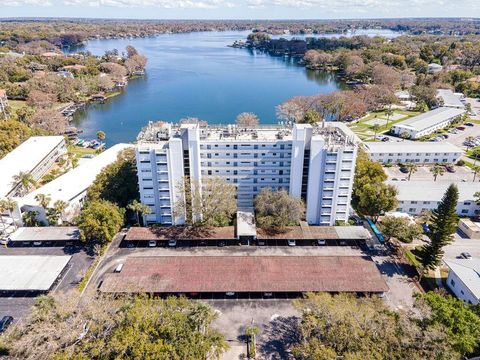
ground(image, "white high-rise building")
xmin=135 ymin=121 xmax=359 ymax=226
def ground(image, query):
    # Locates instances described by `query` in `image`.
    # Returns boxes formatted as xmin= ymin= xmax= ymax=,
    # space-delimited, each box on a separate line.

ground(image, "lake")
xmin=71 ymin=29 xmax=400 ymax=146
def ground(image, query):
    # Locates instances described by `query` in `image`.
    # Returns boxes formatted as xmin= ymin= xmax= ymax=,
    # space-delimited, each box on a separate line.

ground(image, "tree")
xmin=26 ymin=90 xmax=57 ymax=109
xmin=96 ymin=130 xmax=105 ymax=141
xmin=405 ymin=162 xmax=418 ymax=180
xmin=127 ymin=200 xmax=151 ymax=226
xmin=12 ymin=171 xmax=37 ymax=195
xmin=28 ymin=109 xmax=67 ymax=135
xmin=378 ymin=216 xmax=423 ymax=243
xmin=34 ymin=193 xmax=51 ymax=209
xmin=175 ymin=177 xmax=237 ymax=227
xmin=52 ymin=200 xmax=68 ymax=224
xmin=430 ymin=163 xmax=445 ymax=181
xmin=418 ymin=184 xmax=459 ymax=270
xmin=126 ymin=45 xmax=138 ymax=58
xmin=254 ymin=188 xmax=304 ymax=231
xmin=302 ymin=109 xmax=321 ymax=124
xmin=472 ymin=165 xmax=480 ymax=182
xmin=87 ymin=148 xmax=139 ymax=208
xmin=371 ymin=123 xmax=381 ymax=140
xmin=417 ymin=292 xmax=480 ymax=356
xmin=2 ymin=292 xmax=229 ymax=360
xmin=0 ymin=198 xmax=18 ymax=231
xmin=22 ymin=210 xmax=39 ymax=227
xmin=355 ymin=182 xmax=398 ymax=222
xmin=235 ymin=112 xmax=259 ymax=127
xmin=77 ymin=200 xmax=124 ymax=244
xmin=291 ymin=292 xmax=460 ymax=360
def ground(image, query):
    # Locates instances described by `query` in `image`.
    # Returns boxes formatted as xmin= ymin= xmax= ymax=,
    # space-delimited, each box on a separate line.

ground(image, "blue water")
xmin=71 ymin=29 xmax=399 ymax=146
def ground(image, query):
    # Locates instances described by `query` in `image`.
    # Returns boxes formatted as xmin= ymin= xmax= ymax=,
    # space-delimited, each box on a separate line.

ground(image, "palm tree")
xmin=371 ymin=124 xmax=381 ymax=141
xmin=0 ymin=199 xmax=7 ymax=237
xmin=430 ymin=163 xmax=445 ymax=182
xmin=405 ymin=162 xmax=418 ymax=181
xmin=53 ymin=200 xmax=68 ymax=224
xmin=473 ymin=148 xmax=480 ymax=166
xmin=472 ymin=165 xmax=480 ymax=182
xmin=385 ymin=106 xmax=394 ymax=129
xmin=35 ymin=193 xmax=51 ymax=209
xmin=127 ymin=200 xmax=151 ymax=226
xmin=4 ymin=198 xmax=18 ymax=229
xmin=12 ymin=171 xmax=37 ymax=195
xmin=22 ymin=210 xmax=39 ymax=227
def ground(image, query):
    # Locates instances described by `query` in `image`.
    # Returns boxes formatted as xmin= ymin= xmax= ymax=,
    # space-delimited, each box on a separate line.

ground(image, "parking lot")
xmin=0 ymin=245 xmax=95 ymax=321
xmin=438 ymin=122 xmax=480 ymax=149
xmin=385 ymin=164 xmax=473 ymax=182
xmin=443 ymin=231 xmax=480 ymax=260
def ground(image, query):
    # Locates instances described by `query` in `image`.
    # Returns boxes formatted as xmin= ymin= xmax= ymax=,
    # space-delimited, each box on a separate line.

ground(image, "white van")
xmin=114 ymin=263 xmax=124 ymax=273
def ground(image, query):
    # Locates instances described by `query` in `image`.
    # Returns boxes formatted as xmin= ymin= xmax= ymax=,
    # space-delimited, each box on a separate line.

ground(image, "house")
xmin=428 ymin=63 xmax=443 ymax=74
xmin=458 ymin=219 xmax=480 ymax=239
xmin=56 ymin=70 xmax=74 ymax=79
xmin=445 ymin=259 xmax=480 ymax=305
xmin=364 ymin=141 xmax=463 ymax=164
xmin=390 ymin=107 xmax=465 ymax=139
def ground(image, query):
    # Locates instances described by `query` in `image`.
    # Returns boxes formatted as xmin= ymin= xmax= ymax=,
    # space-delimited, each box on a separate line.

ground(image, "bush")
xmin=457 ymin=159 xmax=465 ymax=166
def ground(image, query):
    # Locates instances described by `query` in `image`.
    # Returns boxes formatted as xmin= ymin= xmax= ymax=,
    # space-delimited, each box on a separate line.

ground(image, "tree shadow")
xmin=258 ymin=316 xmax=300 ymax=360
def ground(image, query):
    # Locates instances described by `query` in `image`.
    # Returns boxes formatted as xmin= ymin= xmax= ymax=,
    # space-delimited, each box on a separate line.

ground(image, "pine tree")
xmin=419 ymin=184 xmax=459 ymax=270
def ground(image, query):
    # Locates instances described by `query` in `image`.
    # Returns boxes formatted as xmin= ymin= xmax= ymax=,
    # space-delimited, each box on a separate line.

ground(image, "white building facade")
xmin=364 ymin=141 xmax=463 ymax=164
xmin=445 ymin=259 xmax=480 ymax=305
xmin=390 ymin=107 xmax=465 ymax=139
xmin=391 ymin=181 xmax=480 ymax=216
xmin=136 ymin=122 xmax=359 ymax=226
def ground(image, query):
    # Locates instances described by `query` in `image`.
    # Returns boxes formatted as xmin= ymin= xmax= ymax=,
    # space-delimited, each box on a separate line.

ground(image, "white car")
xmin=317 ymin=239 xmax=326 ymax=246
xmin=168 ymin=239 xmax=177 ymax=247
xmin=148 ymin=240 xmax=157 ymax=247
xmin=287 ymin=239 xmax=296 ymax=246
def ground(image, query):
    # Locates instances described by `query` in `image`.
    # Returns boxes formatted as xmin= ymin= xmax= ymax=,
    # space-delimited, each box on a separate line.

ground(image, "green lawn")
xmin=349 ymin=109 xmax=421 ymax=141
xmin=68 ymin=145 xmax=97 ymax=159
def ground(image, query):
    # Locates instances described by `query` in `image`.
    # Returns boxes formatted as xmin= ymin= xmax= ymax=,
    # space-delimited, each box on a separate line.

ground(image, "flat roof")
xmin=445 ymin=259 xmax=480 ymax=300
xmin=437 ymin=89 xmax=465 ymax=108
xmin=0 ymin=136 xmax=65 ymax=197
xmin=0 ymin=255 xmax=71 ymax=291
xmin=125 ymin=226 xmax=236 ymax=241
xmin=390 ymin=181 xmax=479 ymax=202
xmin=392 ymin=107 xmax=465 ymax=132
xmin=9 ymin=226 xmax=80 ymax=242
xmin=19 ymin=144 xmax=132 ymax=206
xmin=364 ymin=141 xmax=463 ymax=154
xmin=100 ymin=256 xmax=388 ymax=294
xmin=237 ymin=208 xmax=256 ymax=237
xmin=257 ymin=226 xmax=371 ymax=240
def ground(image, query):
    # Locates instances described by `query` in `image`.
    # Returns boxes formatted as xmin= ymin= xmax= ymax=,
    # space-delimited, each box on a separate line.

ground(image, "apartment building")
xmin=391 ymin=181 xmax=479 ymax=216
xmin=364 ymin=141 xmax=463 ymax=164
xmin=136 ymin=121 xmax=359 ymax=226
xmin=0 ymin=136 xmax=66 ymax=198
xmin=437 ymin=89 xmax=465 ymax=109
xmin=390 ymin=107 xmax=465 ymax=139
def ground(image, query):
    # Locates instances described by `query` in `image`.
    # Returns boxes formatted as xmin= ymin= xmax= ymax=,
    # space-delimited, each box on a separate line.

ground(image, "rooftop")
xmin=137 ymin=121 xmax=358 ymax=147
xmin=444 ymin=259 xmax=480 ymax=300
xmin=125 ymin=226 xmax=236 ymax=241
xmin=237 ymin=208 xmax=256 ymax=237
xmin=257 ymin=225 xmax=371 ymax=240
xmin=19 ymin=144 xmax=132 ymax=206
xmin=437 ymin=89 xmax=465 ymax=108
xmin=0 ymin=255 xmax=71 ymax=291
xmin=100 ymin=256 xmax=389 ymax=294
xmin=364 ymin=141 xmax=463 ymax=154
xmin=389 ymin=181 xmax=479 ymax=202
xmin=9 ymin=226 xmax=80 ymax=242
xmin=392 ymin=107 xmax=465 ymax=132
xmin=0 ymin=136 xmax=65 ymax=198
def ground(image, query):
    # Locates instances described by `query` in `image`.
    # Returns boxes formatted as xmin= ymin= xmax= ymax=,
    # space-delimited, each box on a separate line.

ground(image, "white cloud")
xmin=0 ymin=0 xmax=52 ymax=5
xmin=62 ymin=0 xmax=234 ymax=7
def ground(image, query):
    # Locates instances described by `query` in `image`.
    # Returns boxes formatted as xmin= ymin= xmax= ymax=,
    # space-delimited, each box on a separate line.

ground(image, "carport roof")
xmin=100 ymin=256 xmax=388 ymax=294
xmin=9 ymin=226 xmax=80 ymax=242
xmin=124 ymin=226 xmax=236 ymax=241
xmin=0 ymin=255 xmax=71 ymax=291
xmin=257 ymin=226 xmax=371 ymax=240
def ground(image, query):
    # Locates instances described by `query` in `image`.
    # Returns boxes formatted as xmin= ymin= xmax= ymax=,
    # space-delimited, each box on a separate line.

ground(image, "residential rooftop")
xmin=100 ymin=255 xmax=389 ymax=294
xmin=18 ymin=143 xmax=132 ymax=206
xmin=392 ymin=107 xmax=465 ymax=132
xmin=0 ymin=255 xmax=71 ymax=291
xmin=444 ymin=259 xmax=480 ymax=300
xmin=0 ymin=136 xmax=65 ymax=198
xmin=437 ymin=89 xmax=465 ymax=108
xmin=137 ymin=121 xmax=359 ymax=147
xmin=389 ymin=181 xmax=479 ymax=202
xmin=363 ymin=141 xmax=463 ymax=154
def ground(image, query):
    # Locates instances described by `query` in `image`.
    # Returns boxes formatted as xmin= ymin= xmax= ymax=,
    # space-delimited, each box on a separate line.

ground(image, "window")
xmin=460 ymin=290 xmax=464 ymax=295
xmin=450 ymin=279 xmax=455 ymax=287
xmin=411 ymin=201 xmax=418 ymax=204
xmin=461 ymin=209 xmax=469 ymax=214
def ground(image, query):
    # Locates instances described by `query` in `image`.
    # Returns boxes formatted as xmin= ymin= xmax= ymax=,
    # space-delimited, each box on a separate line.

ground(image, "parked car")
xmin=460 ymin=252 xmax=472 ymax=259
xmin=264 ymin=292 xmax=273 ymax=297
xmin=287 ymin=239 xmax=296 ymax=246
xmin=225 ymin=292 xmax=235 ymax=297
xmin=399 ymin=167 xmax=409 ymax=174
xmin=422 ymin=223 xmax=430 ymax=234
xmin=217 ymin=241 xmax=226 ymax=247
xmin=381 ymin=137 xmax=389 ymax=142
xmin=114 ymin=263 xmax=124 ymax=273
xmin=445 ymin=165 xmax=456 ymax=173
xmin=457 ymin=126 xmax=465 ymax=130
xmin=0 ymin=316 xmax=13 ymax=333
xmin=317 ymin=239 xmax=326 ymax=246
xmin=148 ymin=240 xmax=157 ymax=247
xmin=465 ymin=122 xmax=474 ymax=127
xmin=168 ymin=239 xmax=177 ymax=247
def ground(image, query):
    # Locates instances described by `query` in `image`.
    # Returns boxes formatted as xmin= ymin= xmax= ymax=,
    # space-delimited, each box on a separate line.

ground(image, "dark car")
xmin=445 ymin=165 xmax=456 ymax=173
xmin=465 ymin=122 xmax=474 ymax=127
xmin=399 ymin=167 xmax=409 ymax=174
xmin=0 ymin=316 xmax=13 ymax=333
xmin=457 ymin=126 xmax=466 ymax=130
xmin=460 ymin=252 xmax=472 ymax=259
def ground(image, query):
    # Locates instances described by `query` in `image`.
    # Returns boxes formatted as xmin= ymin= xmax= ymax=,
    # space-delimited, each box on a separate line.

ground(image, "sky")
xmin=1 ymin=0 xmax=480 ymax=19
